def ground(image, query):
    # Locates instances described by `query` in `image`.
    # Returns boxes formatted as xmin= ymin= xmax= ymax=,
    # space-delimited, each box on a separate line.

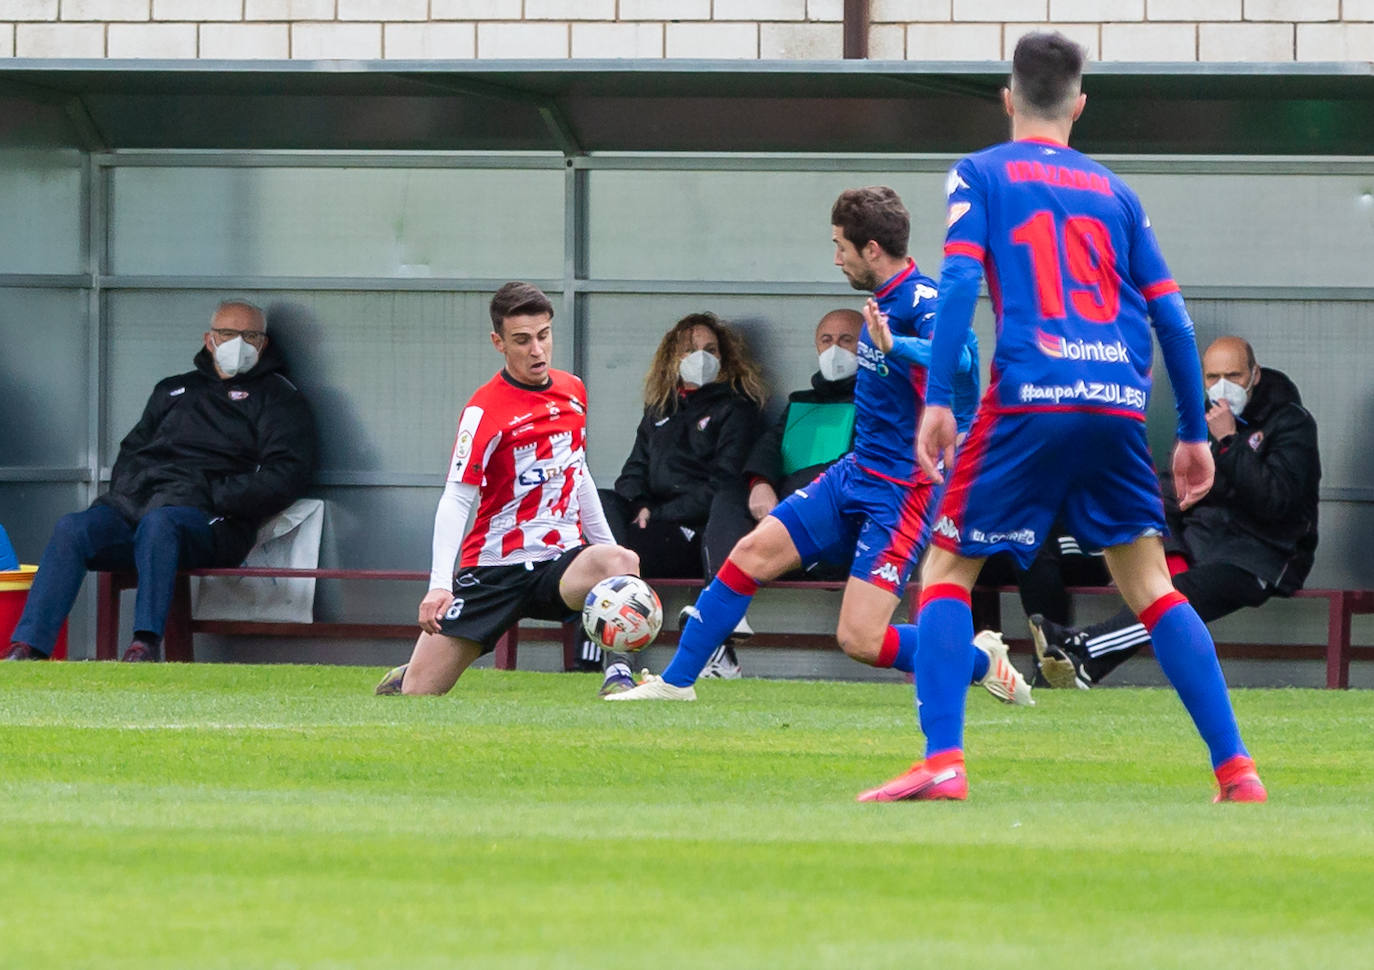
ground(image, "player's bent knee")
xmin=835 ymin=619 xmax=883 ymax=664
xmin=729 ymin=521 xmax=792 ymax=580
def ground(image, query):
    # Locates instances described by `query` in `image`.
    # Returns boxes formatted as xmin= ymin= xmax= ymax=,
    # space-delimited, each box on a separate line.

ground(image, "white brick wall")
xmin=477 ymin=21 xmax=568 ymax=58
xmin=61 ymin=0 xmax=149 ymax=20
xmin=618 ymin=0 xmax=708 ymax=20
xmin=1102 ymin=21 xmax=1194 ymax=60
xmin=152 ymin=0 xmax=239 ymax=20
xmin=1 ymin=1 xmax=1370 ymax=62
xmin=338 ymin=0 xmax=425 ymax=22
xmin=200 ymin=21 xmax=288 ymax=57
xmin=384 ymin=21 xmax=475 ymax=58
xmin=905 ymin=22 xmax=999 ymax=59
xmin=1243 ymin=0 xmax=1337 ymax=22
xmin=1198 ymin=20 xmax=1292 ymax=59
xmin=1297 ymin=22 xmax=1374 ymax=60
xmin=1 ymin=0 xmax=58 ymax=16
xmin=1050 ymin=0 xmax=1140 ymax=21
xmin=665 ymin=21 xmax=756 ymax=57
xmin=760 ymin=21 xmax=840 ymax=58
xmin=17 ymin=21 xmax=104 ymax=54
xmin=108 ymin=20 xmax=195 ymax=55
xmin=291 ymin=21 xmax=380 ymax=58
xmin=570 ymin=21 xmax=662 ymax=58
xmin=1147 ymin=0 xmax=1238 ymax=20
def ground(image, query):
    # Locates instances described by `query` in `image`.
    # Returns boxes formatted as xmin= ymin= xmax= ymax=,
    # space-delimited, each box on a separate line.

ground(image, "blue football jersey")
xmin=941 ymin=138 xmax=1178 ymax=421
xmin=852 ymin=260 xmax=978 ymax=484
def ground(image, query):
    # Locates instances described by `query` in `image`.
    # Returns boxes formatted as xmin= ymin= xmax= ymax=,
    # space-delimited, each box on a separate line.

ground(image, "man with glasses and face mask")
xmin=1030 ymin=335 xmax=1320 ymax=688
xmin=3 ymin=300 xmax=315 ymax=662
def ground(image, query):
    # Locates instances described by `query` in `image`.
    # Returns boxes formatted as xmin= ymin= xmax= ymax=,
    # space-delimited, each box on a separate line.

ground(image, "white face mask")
xmin=818 ymin=345 xmax=859 ymax=382
xmin=678 ymin=349 xmax=720 ymax=387
xmin=1207 ymin=376 xmax=1250 ymax=415
xmin=214 ymin=336 xmax=260 ymax=378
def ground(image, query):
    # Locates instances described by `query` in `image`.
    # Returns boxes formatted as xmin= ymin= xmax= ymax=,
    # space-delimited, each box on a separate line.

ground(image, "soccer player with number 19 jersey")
xmin=859 ymin=32 xmax=1266 ymax=804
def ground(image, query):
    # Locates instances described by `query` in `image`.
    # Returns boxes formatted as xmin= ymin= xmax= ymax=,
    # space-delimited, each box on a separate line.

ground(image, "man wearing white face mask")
xmin=4 ymin=300 xmax=315 ymax=662
xmin=1031 ymin=335 xmax=1320 ymax=687
xmin=742 ymin=309 xmax=862 ymax=531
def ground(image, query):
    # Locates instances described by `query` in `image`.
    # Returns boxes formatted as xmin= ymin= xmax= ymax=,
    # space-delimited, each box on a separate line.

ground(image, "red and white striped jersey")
xmin=447 ymin=369 xmax=591 ymax=567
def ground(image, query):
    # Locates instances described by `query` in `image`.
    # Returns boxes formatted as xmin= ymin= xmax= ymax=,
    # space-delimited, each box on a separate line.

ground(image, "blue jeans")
xmin=12 ymin=504 xmax=220 ymax=656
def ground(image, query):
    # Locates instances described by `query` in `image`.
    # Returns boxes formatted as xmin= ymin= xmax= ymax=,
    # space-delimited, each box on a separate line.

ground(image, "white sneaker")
xmin=701 ymin=644 xmax=742 ymax=679
xmin=602 ymin=671 xmax=697 ymax=701
xmin=973 ymin=630 xmax=1034 ymax=706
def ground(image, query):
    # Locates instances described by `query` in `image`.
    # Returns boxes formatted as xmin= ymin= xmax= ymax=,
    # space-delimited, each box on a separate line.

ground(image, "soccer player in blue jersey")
xmin=608 ymin=186 xmax=1030 ymax=705
xmin=858 ymin=32 xmax=1265 ymax=803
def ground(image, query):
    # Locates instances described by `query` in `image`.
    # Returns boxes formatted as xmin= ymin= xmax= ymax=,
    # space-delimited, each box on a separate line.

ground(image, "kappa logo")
xmin=870 ymin=562 xmax=901 ymax=585
xmin=945 ymin=169 xmax=970 ymax=197
xmin=947 ymin=201 xmax=971 ymax=227
xmin=933 ymin=516 xmax=960 ymax=541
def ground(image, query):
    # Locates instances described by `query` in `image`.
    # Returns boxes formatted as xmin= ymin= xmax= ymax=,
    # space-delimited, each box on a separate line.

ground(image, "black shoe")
xmin=1027 ymin=615 xmax=1091 ymax=690
xmin=121 ymin=640 xmax=160 ymax=662
xmin=3 ymin=642 xmax=45 ymax=661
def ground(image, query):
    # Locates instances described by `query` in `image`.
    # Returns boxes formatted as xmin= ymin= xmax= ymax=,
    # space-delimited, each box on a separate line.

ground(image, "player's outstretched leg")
xmin=1104 ymin=538 xmax=1265 ymax=803
xmin=606 ymin=517 xmax=799 ymax=701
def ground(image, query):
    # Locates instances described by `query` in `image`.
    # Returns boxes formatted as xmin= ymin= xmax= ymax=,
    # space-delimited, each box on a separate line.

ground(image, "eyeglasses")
xmin=211 ymin=328 xmax=267 ymax=346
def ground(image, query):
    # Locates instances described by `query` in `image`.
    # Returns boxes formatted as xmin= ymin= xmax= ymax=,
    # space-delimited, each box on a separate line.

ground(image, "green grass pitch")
xmin=2 ymin=664 xmax=1372 ymax=969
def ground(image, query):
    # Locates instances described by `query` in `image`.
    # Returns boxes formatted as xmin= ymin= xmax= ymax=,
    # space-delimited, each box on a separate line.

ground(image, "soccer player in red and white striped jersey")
xmin=375 ymin=282 xmax=639 ymax=697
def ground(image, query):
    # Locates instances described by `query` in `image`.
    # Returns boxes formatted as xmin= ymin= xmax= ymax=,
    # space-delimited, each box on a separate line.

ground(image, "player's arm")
xmin=575 ymin=464 xmax=616 ymax=546
xmin=864 ymin=301 xmax=973 ymax=373
xmin=919 ymin=161 xmax=987 ymax=481
xmin=1126 ymin=191 xmax=1213 ymax=509
xmin=420 ymin=481 xmax=478 ymax=634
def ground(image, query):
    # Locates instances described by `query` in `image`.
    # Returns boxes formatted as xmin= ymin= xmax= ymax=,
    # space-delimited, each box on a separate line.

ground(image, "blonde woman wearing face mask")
xmin=592 ymin=313 xmax=767 ymax=688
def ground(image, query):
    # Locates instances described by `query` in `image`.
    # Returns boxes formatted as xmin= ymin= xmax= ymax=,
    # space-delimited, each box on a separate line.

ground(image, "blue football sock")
xmin=1145 ymin=594 xmax=1247 ymax=768
xmin=913 ymin=586 xmax=977 ymax=757
xmin=661 ymin=561 xmax=757 ymax=688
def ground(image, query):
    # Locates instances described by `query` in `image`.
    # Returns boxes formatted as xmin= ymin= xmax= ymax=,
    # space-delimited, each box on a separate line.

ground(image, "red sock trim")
xmin=717 ymin=558 xmax=760 ymax=596
xmin=1214 ymin=754 xmax=1256 ymax=784
xmin=925 ymin=749 xmax=965 ymax=771
xmin=876 ymin=626 xmax=900 ymax=668
xmin=918 ymin=582 xmax=971 ymax=610
xmin=1139 ymin=590 xmax=1189 ymax=632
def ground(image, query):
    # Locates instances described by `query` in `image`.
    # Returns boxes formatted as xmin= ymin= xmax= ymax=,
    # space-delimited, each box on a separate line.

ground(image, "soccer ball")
xmin=582 ymin=575 xmax=663 ymax=652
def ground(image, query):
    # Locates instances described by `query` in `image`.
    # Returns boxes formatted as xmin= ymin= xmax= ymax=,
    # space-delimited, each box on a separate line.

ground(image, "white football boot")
xmin=973 ymin=630 xmax=1034 ymax=706
xmin=602 ymin=670 xmax=697 ymax=701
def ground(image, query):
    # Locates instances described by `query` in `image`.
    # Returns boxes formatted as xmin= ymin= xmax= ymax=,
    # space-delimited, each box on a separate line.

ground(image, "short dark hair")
xmin=489 ymin=282 xmax=554 ymax=333
xmin=831 ymin=186 xmax=909 ymax=259
xmin=1011 ymin=31 xmax=1086 ymax=119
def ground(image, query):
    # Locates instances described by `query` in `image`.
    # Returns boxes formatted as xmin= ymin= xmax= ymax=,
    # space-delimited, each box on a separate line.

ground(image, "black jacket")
xmin=95 ymin=341 xmax=316 ymax=563
xmin=1163 ymin=367 xmax=1319 ymax=594
xmin=743 ymin=371 xmax=856 ymax=497
xmin=613 ymin=382 xmax=762 ymax=526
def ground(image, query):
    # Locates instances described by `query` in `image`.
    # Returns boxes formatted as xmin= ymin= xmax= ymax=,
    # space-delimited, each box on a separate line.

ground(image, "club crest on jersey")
xmin=947 ymin=202 xmax=971 ymax=227
xmin=455 ymin=430 xmax=473 ymax=458
xmin=697 ymin=415 xmax=711 ymax=432
xmin=1248 ymin=430 xmax=1265 ymax=450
